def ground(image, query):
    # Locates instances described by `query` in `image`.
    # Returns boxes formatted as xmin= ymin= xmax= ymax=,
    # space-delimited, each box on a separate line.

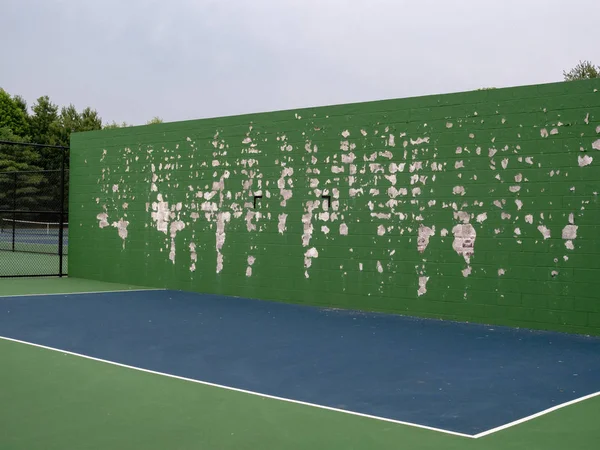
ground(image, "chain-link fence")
xmin=0 ymin=141 xmax=68 ymax=277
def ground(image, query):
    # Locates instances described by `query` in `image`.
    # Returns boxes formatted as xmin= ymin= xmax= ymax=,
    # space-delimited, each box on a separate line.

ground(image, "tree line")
xmin=0 ymin=87 xmax=163 ymax=173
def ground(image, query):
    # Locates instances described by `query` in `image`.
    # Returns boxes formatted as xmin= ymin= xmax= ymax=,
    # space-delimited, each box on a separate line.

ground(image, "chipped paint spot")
xmin=509 ymin=186 xmax=521 ymax=193
xmin=418 ymin=276 xmax=429 ymax=296
xmin=417 ymin=225 xmax=435 ymax=253
xmin=446 ymin=122 xmax=453 ymax=128
xmin=562 ymin=224 xmax=578 ymax=240
xmin=515 ymin=173 xmax=523 ymax=182
xmin=452 ymin=224 xmax=476 ymax=264
xmin=540 ymin=128 xmax=549 ymax=138
xmin=515 ymin=199 xmax=523 ymax=210
xmin=453 ymin=186 xmax=465 ymax=196
xmin=537 ymin=225 xmax=551 ymax=240
xmin=440 ymin=228 xmax=448 ymax=237
xmin=551 ymin=270 xmax=559 ymax=277
xmin=359 ymin=262 xmax=363 ymax=271
xmin=498 ymin=268 xmax=505 ymax=276
xmin=525 ymin=214 xmax=534 ymax=224
xmin=476 ymin=212 xmax=487 ymax=223
xmin=377 ymin=225 xmax=386 ymax=236
xmin=550 ymin=128 xmax=559 ymax=135
xmin=340 ymin=223 xmax=348 ymax=236
xmin=341 ymin=130 xmax=350 ymax=138
xmin=579 ymin=155 xmax=593 ymax=167
xmin=96 ymin=213 xmax=109 ymax=228
xmin=462 ymin=266 xmax=472 ymax=278
xmin=111 ymin=218 xmax=129 ymax=241
xmin=376 ymin=261 xmax=383 ymax=273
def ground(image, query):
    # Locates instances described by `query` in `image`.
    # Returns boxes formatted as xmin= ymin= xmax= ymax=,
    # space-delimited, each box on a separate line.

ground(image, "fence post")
xmin=58 ymin=149 xmax=66 ymax=277
xmin=12 ymin=172 xmax=17 ymax=252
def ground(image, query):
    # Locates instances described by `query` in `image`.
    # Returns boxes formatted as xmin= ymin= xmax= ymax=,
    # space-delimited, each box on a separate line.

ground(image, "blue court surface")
xmin=1 ymin=289 xmax=599 ymax=435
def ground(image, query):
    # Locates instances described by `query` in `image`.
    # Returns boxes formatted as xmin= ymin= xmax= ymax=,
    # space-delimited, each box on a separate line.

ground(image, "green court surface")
xmin=1 ymin=278 xmax=599 ymax=449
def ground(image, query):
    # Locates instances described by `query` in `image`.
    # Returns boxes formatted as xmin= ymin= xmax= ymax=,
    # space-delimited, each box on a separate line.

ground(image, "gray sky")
xmin=1 ymin=0 xmax=598 ymax=126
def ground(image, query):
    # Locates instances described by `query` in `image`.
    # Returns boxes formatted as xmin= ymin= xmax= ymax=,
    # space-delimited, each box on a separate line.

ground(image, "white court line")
xmin=473 ymin=390 xmax=600 ymax=438
xmin=0 ymin=336 xmax=472 ymax=439
xmin=0 ymin=288 xmax=166 ymax=298
xmin=1 ymin=335 xmax=598 ymax=439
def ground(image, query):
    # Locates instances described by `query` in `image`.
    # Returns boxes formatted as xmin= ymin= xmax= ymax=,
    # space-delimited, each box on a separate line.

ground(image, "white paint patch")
xmin=462 ymin=266 xmax=472 ymax=278
xmin=537 ymin=225 xmax=551 ymax=240
xmin=562 ymin=224 xmax=578 ymax=240
xmin=112 ymin=218 xmax=129 ymax=241
xmin=215 ymin=212 xmax=231 ymax=272
xmin=277 ymin=167 xmax=294 ymax=206
xmin=339 ymin=223 xmax=348 ymax=236
xmin=578 ymin=155 xmax=593 ymax=167
xmin=418 ymin=276 xmax=429 ymax=296
xmin=452 ymin=224 xmax=476 ymax=264
xmin=96 ymin=213 xmax=109 ymax=228
xmin=417 ymin=225 xmax=435 ymax=253
xmin=476 ymin=212 xmax=487 ymax=223
xmin=453 ymin=186 xmax=465 ymax=196
xmin=151 ymin=195 xmax=170 ymax=234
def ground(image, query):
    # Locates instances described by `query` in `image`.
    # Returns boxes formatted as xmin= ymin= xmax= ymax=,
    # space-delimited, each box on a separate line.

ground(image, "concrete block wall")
xmin=69 ymin=79 xmax=600 ymax=335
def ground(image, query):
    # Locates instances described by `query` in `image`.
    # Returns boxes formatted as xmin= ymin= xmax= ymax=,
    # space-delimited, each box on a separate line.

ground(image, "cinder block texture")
xmin=70 ymin=79 xmax=600 ymax=335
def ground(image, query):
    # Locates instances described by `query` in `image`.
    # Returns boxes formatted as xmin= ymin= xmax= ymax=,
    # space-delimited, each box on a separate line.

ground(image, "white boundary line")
xmin=1 ymin=336 xmax=598 ymax=440
xmin=0 ymin=336 xmax=472 ymax=439
xmin=0 ymin=288 xmax=166 ymax=298
xmin=472 ymin=390 xmax=600 ymax=438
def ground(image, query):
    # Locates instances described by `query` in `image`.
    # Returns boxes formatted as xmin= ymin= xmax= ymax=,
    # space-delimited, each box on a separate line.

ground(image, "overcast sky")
xmin=1 ymin=0 xmax=598 ymax=126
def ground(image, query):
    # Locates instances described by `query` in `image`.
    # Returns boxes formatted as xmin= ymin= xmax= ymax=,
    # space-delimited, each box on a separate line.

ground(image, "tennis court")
xmin=0 ymin=219 xmax=68 ymax=276
xmin=1 ymin=278 xmax=599 ymax=449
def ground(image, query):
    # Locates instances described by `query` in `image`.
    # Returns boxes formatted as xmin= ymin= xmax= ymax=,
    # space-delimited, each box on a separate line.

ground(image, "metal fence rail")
xmin=0 ymin=141 xmax=69 ymax=277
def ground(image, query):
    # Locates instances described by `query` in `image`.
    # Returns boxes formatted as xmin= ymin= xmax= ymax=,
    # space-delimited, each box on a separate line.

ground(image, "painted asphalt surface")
xmin=1 ymin=290 xmax=599 ymax=435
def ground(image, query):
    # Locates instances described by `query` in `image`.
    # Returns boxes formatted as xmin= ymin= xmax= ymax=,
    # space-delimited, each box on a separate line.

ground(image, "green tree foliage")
xmin=563 ymin=60 xmax=600 ymax=81
xmin=147 ymin=116 xmax=164 ymax=124
xmin=0 ymin=88 xmax=29 ymax=137
xmin=103 ymin=121 xmax=132 ymax=129
xmin=0 ymin=128 xmax=45 ymax=211
xmin=28 ymin=96 xmax=59 ymax=145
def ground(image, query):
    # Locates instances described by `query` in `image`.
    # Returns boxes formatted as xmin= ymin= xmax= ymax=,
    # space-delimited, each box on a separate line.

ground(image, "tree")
xmin=103 ymin=121 xmax=132 ymax=129
xmin=147 ymin=116 xmax=163 ymax=125
xmin=0 ymin=88 xmax=30 ymax=137
xmin=563 ymin=60 xmax=600 ymax=81
xmin=29 ymin=96 xmax=59 ymax=145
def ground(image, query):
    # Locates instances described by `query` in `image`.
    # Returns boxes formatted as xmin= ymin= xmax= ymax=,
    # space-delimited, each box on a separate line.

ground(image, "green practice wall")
xmin=70 ymin=79 xmax=600 ymax=335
